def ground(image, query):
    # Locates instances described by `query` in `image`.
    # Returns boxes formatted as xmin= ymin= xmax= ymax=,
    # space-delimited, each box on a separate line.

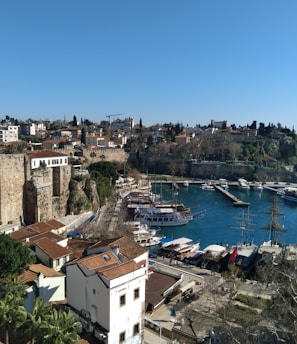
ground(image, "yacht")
xmin=219 ymin=178 xmax=229 ymax=190
xmin=238 ymin=178 xmax=250 ymax=190
xmin=201 ymin=182 xmax=215 ymax=191
xmin=134 ymin=207 xmax=192 ymax=227
xmin=253 ymin=182 xmax=263 ymax=191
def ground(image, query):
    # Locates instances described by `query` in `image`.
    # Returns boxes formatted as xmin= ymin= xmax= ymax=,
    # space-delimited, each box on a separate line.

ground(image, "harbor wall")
xmin=190 ymin=162 xmax=297 ymax=182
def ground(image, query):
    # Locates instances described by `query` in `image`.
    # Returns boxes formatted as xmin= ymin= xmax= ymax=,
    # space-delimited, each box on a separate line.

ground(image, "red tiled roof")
xmin=88 ymin=236 xmax=147 ymax=260
xmin=27 ymin=222 xmax=56 ymax=233
xmin=27 ymin=150 xmax=67 ymax=159
xmin=34 ymin=237 xmax=72 ymax=259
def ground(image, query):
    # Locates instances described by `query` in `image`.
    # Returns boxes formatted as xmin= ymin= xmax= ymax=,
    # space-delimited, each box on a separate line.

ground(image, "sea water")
xmin=153 ymin=184 xmax=297 ymax=250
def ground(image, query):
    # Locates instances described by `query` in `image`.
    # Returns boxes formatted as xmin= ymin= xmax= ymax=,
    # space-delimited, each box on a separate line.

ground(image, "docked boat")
xmin=125 ymin=221 xmax=164 ymax=247
xmin=238 ymin=178 xmax=250 ymax=190
xmin=230 ymin=208 xmax=258 ymax=274
xmin=195 ymin=244 xmax=231 ymax=272
xmin=134 ymin=207 xmax=193 ymax=227
xmin=281 ymin=187 xmax=297 ymax=202
xmin=159 ymin=237 xmax=200 ymax=260
xmin=253 ymin=181 xmax=263 ymax=191
xmin=201 ymin=182 xmax=215 ymax=191
xmin=219 ymin=178 xmax=229 ymax=190
xmin=183 ymin=180 xmax=189 ymax=187
xmin=259 ymin=195 xmax=286 ymax=255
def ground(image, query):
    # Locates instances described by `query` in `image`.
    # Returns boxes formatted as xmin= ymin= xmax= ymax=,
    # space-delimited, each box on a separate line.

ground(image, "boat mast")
xmin=232 ymin=207 xmax=257 ymax=246
xmin=262 ymin=195 xmax=286 ymax=244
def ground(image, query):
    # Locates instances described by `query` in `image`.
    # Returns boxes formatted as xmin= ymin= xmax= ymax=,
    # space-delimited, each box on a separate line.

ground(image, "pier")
xmin=214 ymin=185 xmax=250 ymax=207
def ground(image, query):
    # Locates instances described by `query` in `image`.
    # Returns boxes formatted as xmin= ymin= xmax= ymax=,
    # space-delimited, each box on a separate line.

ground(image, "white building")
xmin=66 ymin=236 xmax=148 ymax=343
xmin=20 ymin=263 xmax=66 ymax=313
xmin=0 ymin=125 xmax=18 ymax=142
xmin=27 ymin=150 xmax=68 ymax=169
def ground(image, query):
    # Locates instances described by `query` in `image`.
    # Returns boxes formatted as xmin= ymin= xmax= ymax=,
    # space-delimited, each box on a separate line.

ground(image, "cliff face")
xmin=67 ymin=177 xmax=100 ymax=215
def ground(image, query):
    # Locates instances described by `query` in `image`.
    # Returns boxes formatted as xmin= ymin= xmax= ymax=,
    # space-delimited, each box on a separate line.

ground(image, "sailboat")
xmin=259 ymin=195 xmax=286 ymax=256
xmin=230 ymin=208 xmax=258 ymax=273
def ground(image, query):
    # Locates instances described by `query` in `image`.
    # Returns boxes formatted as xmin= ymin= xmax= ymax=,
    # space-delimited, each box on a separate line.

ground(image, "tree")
xmin=72 ymin=115 xmax=78 ymax=127
xmin=0 ymin=235 xmax=35 ymax=278
xmin=41 ymin=307 xmax=82 ymax=344
xmin=22 ymin=297 xmax=53 ymax=344
xmin=0 ymin=292 xmax=27 ymax=344
xmin=0 ymin=275 xmax=27 ymax=301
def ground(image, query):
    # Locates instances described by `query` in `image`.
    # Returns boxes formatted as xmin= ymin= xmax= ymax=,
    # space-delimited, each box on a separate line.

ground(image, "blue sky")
xmin=1 ymin=1 xmax=297 ymax=128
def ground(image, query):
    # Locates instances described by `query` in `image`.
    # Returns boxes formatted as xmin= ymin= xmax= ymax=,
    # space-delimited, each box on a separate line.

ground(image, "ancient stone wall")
xmin=24 ymin=164 xmax=71 ymax=224
xmin=0 ymin=154 xmax=25 ymax=225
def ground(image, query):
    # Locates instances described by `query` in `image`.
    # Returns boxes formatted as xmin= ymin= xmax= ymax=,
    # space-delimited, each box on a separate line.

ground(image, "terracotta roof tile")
xmin=88 ymin=236 xmax=147 ymax=260
xmin=34 ymin=237 xmax=72 ymax=259
xmin=27 ymin=150 xmax=67 ymax=159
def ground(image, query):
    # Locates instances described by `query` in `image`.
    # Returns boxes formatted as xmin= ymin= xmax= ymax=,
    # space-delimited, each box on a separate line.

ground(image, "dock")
xmin=214 ymin=185 xmax=250 ymax=207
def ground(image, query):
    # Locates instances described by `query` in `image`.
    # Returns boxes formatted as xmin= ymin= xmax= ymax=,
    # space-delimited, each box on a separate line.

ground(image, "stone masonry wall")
xmin=0 ymin=154 xmax=25 ymax=225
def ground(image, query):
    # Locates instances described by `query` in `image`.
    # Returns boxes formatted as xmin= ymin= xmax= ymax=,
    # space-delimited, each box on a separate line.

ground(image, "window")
xmin=133 ymin=323 xmax=139 ymax=335
xmin=120 ymin=294 xmax=126 ymax=307
xmin=119 ymin=331 xmax=125 ymax=342
xmin=134 ymin=288 xmax=139 ymax=300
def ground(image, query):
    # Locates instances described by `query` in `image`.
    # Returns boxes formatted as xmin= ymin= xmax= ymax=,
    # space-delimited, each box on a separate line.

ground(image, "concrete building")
xmin=20 ymin=263 xmax=66 ymax=313
xmin=66 ymin=236 xmax=148 ymax=343
xmin=0 ymin=125 xmax=18 ymax=142
xmin=27 ymin=150 xmax=68 ymax=169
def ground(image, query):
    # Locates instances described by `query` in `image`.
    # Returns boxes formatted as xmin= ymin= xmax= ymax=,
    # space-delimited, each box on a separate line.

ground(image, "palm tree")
xmin=0 ymin=292 xmax=27 ymax=344
xmin=0 ymin=274 xmax=27 ymax=300
xmin=41 ymin=307 xmax=82 ymax=344
xmin=22 ymin=297 xmax=52 ymax=344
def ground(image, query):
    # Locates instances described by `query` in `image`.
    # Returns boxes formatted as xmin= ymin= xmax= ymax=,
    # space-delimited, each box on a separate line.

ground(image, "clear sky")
xmin=1 ymin=1 xmax=296 ymax=129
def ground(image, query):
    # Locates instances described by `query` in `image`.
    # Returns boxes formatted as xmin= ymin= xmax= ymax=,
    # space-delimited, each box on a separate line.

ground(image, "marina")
xmin=149 ymin=181 xmax=297 ymax=251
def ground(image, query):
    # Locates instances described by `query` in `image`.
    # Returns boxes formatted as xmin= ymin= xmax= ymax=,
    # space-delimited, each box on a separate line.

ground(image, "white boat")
xmin=134 ymin=207 xmax=192 ymax=227
xmin=196 ymin=244 xmax=231 ymax=272
xmin=238 ymin=178 xmax=250 ymax=190
xmin=219 ymin=178 xmax=229 ymax=190
xmin=160 ymin=237 xmax=200 ymax=259
xmin=281 ymin=187 xmax=297 ymax=202
xmin=126 ymin=221 xmax=164 ymax=247
xmin=183 ymin=180 xmax=189 ymax=187
xmin=253 ymin=182 xmax=263 ymax=191
xmin=201 ymin=182 xmax=215 ymax=191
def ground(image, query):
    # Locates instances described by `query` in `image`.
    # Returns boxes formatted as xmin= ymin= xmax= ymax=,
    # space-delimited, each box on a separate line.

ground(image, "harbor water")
xmin=152 ymin=183 xmax=297 ymax=251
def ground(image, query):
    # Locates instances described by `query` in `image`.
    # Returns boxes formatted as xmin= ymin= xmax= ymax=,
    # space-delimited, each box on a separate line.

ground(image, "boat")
xmin=219 ymin=178 xmax=229 ymax=190
xmin=134 ymin=207 xmax=193 ymax=227
xmin=238 ymin=178 xmax=250 ymax=190
xmin=281 ymin=187 xmax=297 ymax=203
xmin=195 ymin=244 xmax=231 ymax=272
xmin=125 ymin=221 xmax=164 ymax=247
xmin=230 ymin=208 xmax=258 ymax=273
xmin=259 ymin=195 xmax=286 ymax=255
xmin=201 ymin=182 xmax=215 ymax=191
xmin=183 ymin=180 xmax=189 ymax=187
xmin=253 ymin=182 xmax=263 ymax=191
xmin=159 ymin=237 xmax=200 ymax=260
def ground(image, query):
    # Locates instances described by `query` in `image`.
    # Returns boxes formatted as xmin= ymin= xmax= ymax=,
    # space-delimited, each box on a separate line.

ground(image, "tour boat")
xmin=134 ymin=207 xmax=192 ymax=227
xmin=159 ymin=237 xmax=200 ymax=260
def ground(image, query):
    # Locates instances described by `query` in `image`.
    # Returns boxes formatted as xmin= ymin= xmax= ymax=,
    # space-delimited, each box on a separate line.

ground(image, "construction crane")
xmin=106 ymin=114 xmax=124 ymax=124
